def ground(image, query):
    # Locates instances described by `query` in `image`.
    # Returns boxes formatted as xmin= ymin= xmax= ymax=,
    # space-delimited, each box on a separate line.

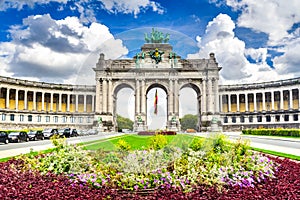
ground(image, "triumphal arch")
xmin=93 ymin=29 xmax=221 ymax=132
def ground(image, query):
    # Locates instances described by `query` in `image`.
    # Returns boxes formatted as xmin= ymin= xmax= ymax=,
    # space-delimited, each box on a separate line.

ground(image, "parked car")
xmin=87 ymin=129 xmax=98 ymax=135
xmin=70 ymin=129 xmax=79 ymax=137
xmin=0 ymin=131 xmax=9 ymax=144
xmin=43 ymin=128 xmax=58 ymax=139
xmin=27 ymin=130 xmax=44 ymax=141
xmin=8 ymin=131 xmax=29 ymax=143
xmin=58 ymin=128 xmax=71 ymax=138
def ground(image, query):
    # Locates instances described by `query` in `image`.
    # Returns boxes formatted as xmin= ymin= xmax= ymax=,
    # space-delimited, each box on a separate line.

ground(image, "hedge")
xmin=242 ymin=129 xmax=300 ymax=137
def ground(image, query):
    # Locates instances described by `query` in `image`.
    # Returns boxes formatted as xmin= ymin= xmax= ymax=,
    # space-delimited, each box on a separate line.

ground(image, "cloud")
xmin=0 ymin=0 xmax=164 ymax=22
xmin=98 ymin=0 xmax=164 ymax=18
xmin=0 ymin=14 xmax=128 ymax=84
xmin=188 ymin=13 xmax=285 ymax=84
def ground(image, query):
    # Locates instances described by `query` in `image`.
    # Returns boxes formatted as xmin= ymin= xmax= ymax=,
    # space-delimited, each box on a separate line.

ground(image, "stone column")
xmin=207 ymin=79 xmax=213 ymax=113
xmin=92 ymin=95 xmax=95 ymax=112
xmin=280 ymin=90 xmax=284 ymax=110
xmin=24 ymin=90 xmax=28 ymax=110
xmin=214 ymin=78 xmax=219 ymax=113
xmin=108 ymin=79 xmax=113 ymax=114
xmin=174 ymin=79 xmax=179 ymax=115
xmin=298 ymin=89 xmax=300 ymax=110
xmin=67 ymin=94 xmax=70 ymax=112
xmin=289 ymin=90 xmax=293 ymax=110
xmin=141 ymin=79 xmax=146 ymax=115
xmin=102 ymin=79 xmax=107 ymax=113
xmin=262 ymin=92 xmax=266 ymax=111
xmin=15 ymin=89 xmax=18 ymax=110
xmin=219 ymin=94 xmax=223 ymax=112
xmin=228 ymin=94 xmax=231 ymax=112
xmin=168 ymin=79 xmax=173 ymax=115
xmin=59 ymin=93 xmax=62 ymax=112
xmin=41 ymin=92 xmax=44 ymax=111
xmin=271 ymin=91 xmax=275 ymax=110
xmin=95 ymin=79 xmax=101 ymax=113
xmin=135 ymin=79 xmax=140 ymax=114
xmin=50 ymin=93 xmax=54 ymax=111
xmin=6 ymin=88 xmax=10 ymax=109
xmin=236 ymin=94 xmax=240 ymax=112
xmin=33 ymin=91 xmax=36 ymax=110
xmin=84 ymin=94 xmax=87 ymax=112
xmin=75 ymin=94 xmax=79 ymax=112
xmin=253 ymin=93 xmax=257 ymax=112
xmin=201 ymin=79 xmax=207 ymax=113
xmin=245 ymin=93 xmax=248 ymax=112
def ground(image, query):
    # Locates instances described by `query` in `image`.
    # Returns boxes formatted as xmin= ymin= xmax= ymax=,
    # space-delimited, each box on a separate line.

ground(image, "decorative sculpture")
xmin=149 ymin=48 xmax=164 ymax=64
xmin=144 ymin=28 xmax=170 ymax=43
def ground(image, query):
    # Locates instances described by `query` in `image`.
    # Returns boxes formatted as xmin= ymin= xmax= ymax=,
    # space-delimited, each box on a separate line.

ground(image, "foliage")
xmin=148 ymin=134 xmax=168 ymax=150
xmin=189 ymin=137 xmax=205 ymax=151
xmin=117 ymin=115 xmax=133 ymax=132
xmin=116 ymin=139 xmax=131 ymax=151
xmin=180 ymin=114 xmax=198 ymax=131
xmin=242 ymin=128 xmax=300 ymax=137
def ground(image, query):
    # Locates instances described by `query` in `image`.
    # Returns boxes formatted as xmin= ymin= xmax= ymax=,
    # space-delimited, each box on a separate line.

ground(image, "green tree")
xmin=117 ymin=115 xmax=134 ymax=132
xmin=180 ymin=114 xmax=198 ymax=131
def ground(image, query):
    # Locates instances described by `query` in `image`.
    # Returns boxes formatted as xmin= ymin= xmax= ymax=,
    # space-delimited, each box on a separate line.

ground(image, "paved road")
xmin=0 ymin=133 xmax=124 ymax=159
xmin=190 ymin=132 xmax=300 ymax=156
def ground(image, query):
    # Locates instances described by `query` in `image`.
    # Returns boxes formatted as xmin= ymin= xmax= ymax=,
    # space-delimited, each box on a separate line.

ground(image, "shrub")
xmin=189 ymin=137 xmax=205 ymax=151
xmin=116 ymin=139 xmax=131 ymax=151
xmin=148 ymin=134 xmax=168 ymax=150
xmin=242 ymin=129 xmax=300 ymax=137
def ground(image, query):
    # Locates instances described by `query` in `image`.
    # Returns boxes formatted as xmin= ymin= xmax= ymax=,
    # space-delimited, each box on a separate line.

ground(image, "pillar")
xmin=15 ymin=89 xmax=18 ymax=110
xmin=141 ymin=79 xmax=146 ymax=115
xmin=67 ymin=94 xmax=70 ymax=112
xmin=6 ymin=88 xmax=10 ymax=109
xmin=280 ymin=90 xmax=284 ymax=110
xmin=228 ymin=94 xmax=231 ymax=112
xmin=236 ymin=94 xmax=240 ymax=112
xmin=201 ymin=79 xmax=206 ymax=113
xmin=271 ymin=91 xmax=275 ymax=110
xmin=50 ymin=93 xmax=54 ymax=111
xmin=92 ymin=95 xmax=95 ymax=112
xmin=95 ymin=80 xmax=101 ymax=113
xmin=24 ymin=90 xmax=28 ymax=110
xmin=168 ymin=79 xmax=173 ymax=115
xmin=245 ymin=93 xmax=248 ymax=112
xmin=41 ymin=92 xmax=45 ymax=111
xmin=289 ymin=90 xmax=293 ymax=110
xmin=219 ymin=94 xmax=223 ymax=112
xmin=108 ymin=79 xmax=113 ymax=114
xmin=262 ymin=92 xmax=266 ymax=111
xmin=102 ymin=79 xmax=107 ymax=113
xmin=253 ymin=93 xmax=257 ymax=112
xmin=135 ymin=79 xmax=140 ymax=114
xmin=59 ymin=93 xmax=62 ymax=112
xmin=33 ymin=91 xmax=36 ymax=110
xmin=214 ymin=78 xmax=219 ymax=113
xmin=84 ymin=95 xmax=87 ymax=112
xmin=75 ymin=94 xmax=79 ymax=112
xmin=174 ymin=79 xmax=179 ymax=115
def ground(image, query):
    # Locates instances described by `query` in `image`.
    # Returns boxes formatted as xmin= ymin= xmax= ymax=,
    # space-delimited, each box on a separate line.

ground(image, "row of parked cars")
xmin=0 ymin=128 xmax=82 ymax=144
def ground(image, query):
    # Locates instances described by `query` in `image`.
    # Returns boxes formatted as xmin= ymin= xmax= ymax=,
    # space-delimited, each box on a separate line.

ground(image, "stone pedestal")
xmin=134 ymin=121 xmax=147 ymax=132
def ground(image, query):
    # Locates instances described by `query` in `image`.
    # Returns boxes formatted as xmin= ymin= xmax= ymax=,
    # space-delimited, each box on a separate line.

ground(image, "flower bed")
xmin=138 ymin=130 xmax=177 ymax=135
xmin=0 ymin=134 xmax=299 ymax=199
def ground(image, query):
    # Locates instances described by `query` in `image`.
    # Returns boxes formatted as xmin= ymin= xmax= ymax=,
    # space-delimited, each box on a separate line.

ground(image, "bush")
xmin=148 ymin=134 xmax=168 ymax=150
xmin=116 ymin=139 xmax=131 ymax=151
xmin=189 ymin=137 xmax=205 ymax=151
xmin=242 ymin=129 xmax=300 ymax=137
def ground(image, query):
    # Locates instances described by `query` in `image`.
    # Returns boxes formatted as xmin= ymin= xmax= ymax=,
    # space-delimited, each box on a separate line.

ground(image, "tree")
xmin=117 ymin=115 xmax=134 ymax=132
xmin=180 ymin=114 xmax=198 ymax=131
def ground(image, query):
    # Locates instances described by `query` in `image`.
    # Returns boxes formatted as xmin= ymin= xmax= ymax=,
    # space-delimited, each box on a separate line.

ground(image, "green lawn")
xmin=83 ymin=134 xmax=196 ymax=151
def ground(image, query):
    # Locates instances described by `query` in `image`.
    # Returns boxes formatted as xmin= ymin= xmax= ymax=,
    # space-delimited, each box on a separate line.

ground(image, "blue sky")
xmin=0 ymin=0 xmax=300 ymax=128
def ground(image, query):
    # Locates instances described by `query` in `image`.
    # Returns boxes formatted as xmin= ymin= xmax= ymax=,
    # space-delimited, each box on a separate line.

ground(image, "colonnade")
xmin=0 ymin=86 xmax=95 ymax=113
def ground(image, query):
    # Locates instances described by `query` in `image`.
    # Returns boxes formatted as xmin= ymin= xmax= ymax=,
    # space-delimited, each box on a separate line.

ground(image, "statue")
xmin=144 ymin=28 xmax=170 ymax=43
xmin=171 ymin=116 xmax=176 ymax=123
xmin=137 ymin=116 xmax=143 ymax=123
xmin=98 ymin=117 xmax=102 ymax=124
xmin=149 ymin=48 xmax=164 ymax=64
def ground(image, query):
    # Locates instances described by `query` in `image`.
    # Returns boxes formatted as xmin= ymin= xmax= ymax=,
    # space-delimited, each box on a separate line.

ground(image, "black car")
xmin=70 ymin=129 xmax=79 ymax=137
xmin=27 ymin=130 xmax=44 ymax=141
xmin=58 ymin=128 xmax=71 ymax=138
xmin=43 ymin=128 xmax=58 ymax=139
xmin=0 ymin=131 xmax=9 ymax=144
xmin=8 ymin=131 xmax=29 ymax=143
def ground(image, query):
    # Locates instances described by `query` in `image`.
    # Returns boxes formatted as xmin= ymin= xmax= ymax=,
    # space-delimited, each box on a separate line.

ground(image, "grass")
xmin=251 ymin=147 xmax=300 ymax=161
xmin=83 ymin=134 xmax=196 ymax=151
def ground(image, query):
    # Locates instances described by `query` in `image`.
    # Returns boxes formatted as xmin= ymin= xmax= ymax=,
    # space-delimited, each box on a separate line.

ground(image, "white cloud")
xmin=0 ymin=14 xmax=128 ymax=84
xmin=0 ymin=0 xmax=68 ymax=11
xmin=188 ymin=14 xmax=285 ymax=84
xmin=98 ymin=0 xmax=164 ymax=18
xmin=213 ymin=0 xmax=300 ymax=46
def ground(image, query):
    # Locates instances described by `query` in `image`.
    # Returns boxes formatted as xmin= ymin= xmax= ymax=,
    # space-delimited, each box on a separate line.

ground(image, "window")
xmin=284 ymin=115 xmax=289 ymax=122
xmin=20 ymin=115 xmax=24 ymax=122
xmin=28 ymin=115 xmax=32 ymax=122
xmin=37 ymin=115 xmax=42 ymax=122
xmin=249 ymin=116 xmax=253 ymax=123
xmin=46 ymin=116 xmax=50 ymax=122
xmin=79 ymin=117 xmax=83 ymax=123
xmin=2 ymin=114 xmax=6 ymax=121
xmin=87 ymin=117 xmax=91 ymax=123
xmin=266 ymin=115 xmax=271 ymax=122
xmin=240 ymin=116 xmax=245 ymax=123
xmin=62 ymin=116 xmax=67 ymax=123
xmin=232 ymin=116 xmax=236 ymax=123
xmin=70 ymin=117 xmax=75 ymax=123
xmin=257 ymin=116 xmax=262 ymax=122
xmin=275 ymin=115 xmax=280 ymax=122
xmin=54 ymin=116 xmax=58 ymax=123
xmin=10 ymin=114 xmax=15 ymax=121
xmin=223 ymin=117 xmax=228 ymax=123
xmin=293 ymin=114 xmax=298 ymax=121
